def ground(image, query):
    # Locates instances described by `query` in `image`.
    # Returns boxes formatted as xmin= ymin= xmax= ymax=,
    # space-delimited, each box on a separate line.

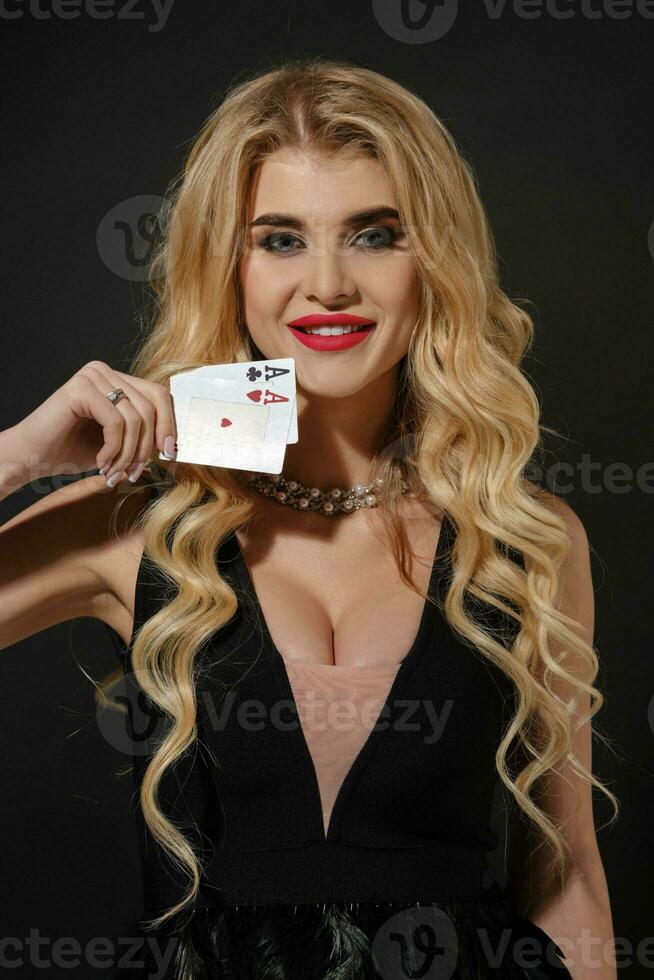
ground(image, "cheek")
xmin=372 ymin=261 xmax=419 ymax=316
xmin=240 ymin=260 xmax=287 ymax=318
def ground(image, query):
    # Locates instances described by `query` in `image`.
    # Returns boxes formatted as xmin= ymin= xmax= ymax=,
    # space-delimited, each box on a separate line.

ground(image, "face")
xmin=238 ymin=147 xmax=420 ymax=398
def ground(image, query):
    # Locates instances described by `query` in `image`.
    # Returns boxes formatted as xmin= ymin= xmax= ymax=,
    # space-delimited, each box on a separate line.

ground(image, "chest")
xmin=233 ymin=502 xmax=444 ymax=667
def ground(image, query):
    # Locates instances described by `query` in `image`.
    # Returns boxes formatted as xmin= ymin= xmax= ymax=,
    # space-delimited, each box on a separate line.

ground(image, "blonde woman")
xmin=0 ymin=59 xmax=617 ymax=979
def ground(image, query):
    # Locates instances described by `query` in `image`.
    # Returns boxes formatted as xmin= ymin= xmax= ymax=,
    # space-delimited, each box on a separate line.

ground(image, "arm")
xmin=0 ymin=468 xmax=150 ymax=651
xmin=508 ymin=500 xmax=617 ymax=980
xmin=0 ymin=426 xmax=32 ymax=503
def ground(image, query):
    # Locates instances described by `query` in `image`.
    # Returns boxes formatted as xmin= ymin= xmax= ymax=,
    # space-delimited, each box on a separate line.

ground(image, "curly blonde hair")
xmin=99 ymin=57 xmax=617 ymax=941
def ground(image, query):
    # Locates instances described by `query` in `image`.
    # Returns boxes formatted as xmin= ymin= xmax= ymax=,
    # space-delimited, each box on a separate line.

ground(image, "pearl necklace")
xmin=246 ymin=471 xmax=410 ymax=516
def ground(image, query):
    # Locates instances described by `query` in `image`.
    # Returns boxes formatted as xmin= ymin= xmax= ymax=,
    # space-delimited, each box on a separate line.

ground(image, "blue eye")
xmin=354 ymin=226 xmax=403 ymax=250
xmin=257 ymin=225 xmax=405 ymax=256
xmin=259 ymin=232 xmax=302 ymax=255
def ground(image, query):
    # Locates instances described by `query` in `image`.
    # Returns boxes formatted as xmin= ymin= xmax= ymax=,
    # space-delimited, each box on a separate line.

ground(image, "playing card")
xmin=171 ymin=379 xmax=296 ymax=452
xmin=172 ymin=358 xmax=298 ymax=443
xmin=160 ymin=371 xmax=295 ymax=474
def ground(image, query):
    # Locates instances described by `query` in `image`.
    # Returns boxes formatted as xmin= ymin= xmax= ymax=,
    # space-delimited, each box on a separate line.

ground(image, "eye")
xmin=255 ymin=224 xmax=406 ymax=256
xmin=353 ymin=225 xmax=405 ymax=250
xmin=257 ymin=231 xmax=303 ymax=256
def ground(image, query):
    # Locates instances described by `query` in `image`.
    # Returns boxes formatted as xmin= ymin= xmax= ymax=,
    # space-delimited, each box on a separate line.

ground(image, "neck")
xmin=278 ymin=364 xmax=401 ymax=490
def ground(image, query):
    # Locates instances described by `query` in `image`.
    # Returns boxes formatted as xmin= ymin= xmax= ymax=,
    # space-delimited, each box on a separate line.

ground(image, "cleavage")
xmin=234 ymin=502 xmax=443 ymax=668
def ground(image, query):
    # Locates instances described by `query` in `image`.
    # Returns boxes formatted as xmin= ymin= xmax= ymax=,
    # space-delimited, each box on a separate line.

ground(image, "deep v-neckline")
xmin=227 ymin=513 xmax=453 ymax=844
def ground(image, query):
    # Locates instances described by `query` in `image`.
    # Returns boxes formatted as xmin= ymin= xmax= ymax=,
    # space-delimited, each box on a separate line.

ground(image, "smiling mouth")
xmin=292 ymin=324 xmax=375 ymax=335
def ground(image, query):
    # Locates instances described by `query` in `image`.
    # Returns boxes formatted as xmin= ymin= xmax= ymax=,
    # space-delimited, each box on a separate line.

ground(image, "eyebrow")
xmin=248 ymin=205 xmax=401 ymax=230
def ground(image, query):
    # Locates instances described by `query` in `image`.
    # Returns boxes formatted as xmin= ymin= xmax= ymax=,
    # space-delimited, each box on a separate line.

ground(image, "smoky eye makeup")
xmin=253 ymin=223 xmax=407 ymax=256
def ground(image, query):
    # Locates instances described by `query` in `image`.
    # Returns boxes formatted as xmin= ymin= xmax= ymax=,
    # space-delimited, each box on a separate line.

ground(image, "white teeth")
xmin=300 ymin=324 xmax=369 ymax=336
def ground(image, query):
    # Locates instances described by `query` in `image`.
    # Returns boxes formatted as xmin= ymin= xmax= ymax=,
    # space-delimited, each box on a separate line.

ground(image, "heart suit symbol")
xmin=246 ymin=389 xmax=263 ymax=403
xmin=220 ymin=418 xmax=232 ymax=427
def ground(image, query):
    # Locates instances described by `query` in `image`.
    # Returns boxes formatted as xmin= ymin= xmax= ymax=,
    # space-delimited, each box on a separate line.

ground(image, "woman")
xmin=0 ymin=59 xmax=617 ymax=978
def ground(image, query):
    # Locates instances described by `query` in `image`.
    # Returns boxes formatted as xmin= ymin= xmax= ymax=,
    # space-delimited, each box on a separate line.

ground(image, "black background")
xmin=1 ymin=1 xmax=652 ymax=977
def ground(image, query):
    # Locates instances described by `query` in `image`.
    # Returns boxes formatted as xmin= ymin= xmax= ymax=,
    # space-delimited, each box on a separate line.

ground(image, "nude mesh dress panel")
xmin=283 ymin=659 xmax=402 ymax=836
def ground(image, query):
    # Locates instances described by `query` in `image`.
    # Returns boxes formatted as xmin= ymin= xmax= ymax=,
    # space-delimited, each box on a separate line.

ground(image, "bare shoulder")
xmin=522 ymin=479 xmax=593 ymax=633
xmin=523 ymin=477 xmax=589 ymax=546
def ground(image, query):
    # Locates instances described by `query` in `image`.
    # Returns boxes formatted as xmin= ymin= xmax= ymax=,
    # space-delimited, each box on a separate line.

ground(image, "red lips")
xmin=287 ymin=324 xmax=376 ymax=351
xmin=288 ymin=313 xmax=376 ymax=328
xmin=285 ymin=313 xmax=377 ymax=352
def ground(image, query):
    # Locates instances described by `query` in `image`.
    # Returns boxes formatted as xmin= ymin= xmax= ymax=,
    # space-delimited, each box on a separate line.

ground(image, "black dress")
xmin=107 ymin=509 xmax=573 ymax=979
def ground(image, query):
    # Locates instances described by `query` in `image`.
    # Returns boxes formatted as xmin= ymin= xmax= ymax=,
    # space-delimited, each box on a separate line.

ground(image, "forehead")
xmin=246 ymin=147 xmax=396 ymax=222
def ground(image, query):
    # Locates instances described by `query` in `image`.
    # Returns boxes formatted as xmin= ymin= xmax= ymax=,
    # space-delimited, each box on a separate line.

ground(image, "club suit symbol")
xmin=246 ymin=367 xmax=262 ymax=381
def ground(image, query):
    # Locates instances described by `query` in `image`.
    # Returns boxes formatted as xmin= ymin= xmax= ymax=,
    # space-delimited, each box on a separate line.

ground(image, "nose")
xmin=299 ymin=231 xmax=358 ymax=306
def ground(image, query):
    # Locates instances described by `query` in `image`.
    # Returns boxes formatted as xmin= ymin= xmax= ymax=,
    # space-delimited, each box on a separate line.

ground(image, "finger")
xmin=69 ymin=374 xmax=129 ymax=474
xmin=79 ymin=366 xmax=144 ymax=477
xmin=89 ymin=374 xmax=157 ymax=473
xmin=111 ymin=369 xmax=178 ymax=458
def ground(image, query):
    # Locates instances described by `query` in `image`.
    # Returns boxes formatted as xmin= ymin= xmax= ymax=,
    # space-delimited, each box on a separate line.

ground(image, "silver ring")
xmin=106 ymin=388 xmax=128 ymax=406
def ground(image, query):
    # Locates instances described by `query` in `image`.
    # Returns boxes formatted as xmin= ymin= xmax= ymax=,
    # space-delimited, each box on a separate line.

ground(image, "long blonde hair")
xmin=100 ymin=57 xmax=617 ymax=937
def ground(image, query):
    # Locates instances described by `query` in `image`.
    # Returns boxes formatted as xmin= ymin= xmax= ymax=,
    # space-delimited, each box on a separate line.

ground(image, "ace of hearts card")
xmin=159 ymin=358 xmax=297 ymax=474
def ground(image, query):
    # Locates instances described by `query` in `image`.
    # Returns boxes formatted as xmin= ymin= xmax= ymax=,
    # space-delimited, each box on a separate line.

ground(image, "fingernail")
xmin=106 ymin=470 xmax=124 ymax=488
xmin=127 ymin=462 xmax=145 ymax=483
xmin=163 ymin=435 xmax=177 ymax=459
xmin=99 ymin=464 xmax=108 ymax=475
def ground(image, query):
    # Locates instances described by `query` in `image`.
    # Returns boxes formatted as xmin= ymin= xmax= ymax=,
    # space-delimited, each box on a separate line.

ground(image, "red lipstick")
xmin=287 ymin=313 xmax=376 ymax=352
